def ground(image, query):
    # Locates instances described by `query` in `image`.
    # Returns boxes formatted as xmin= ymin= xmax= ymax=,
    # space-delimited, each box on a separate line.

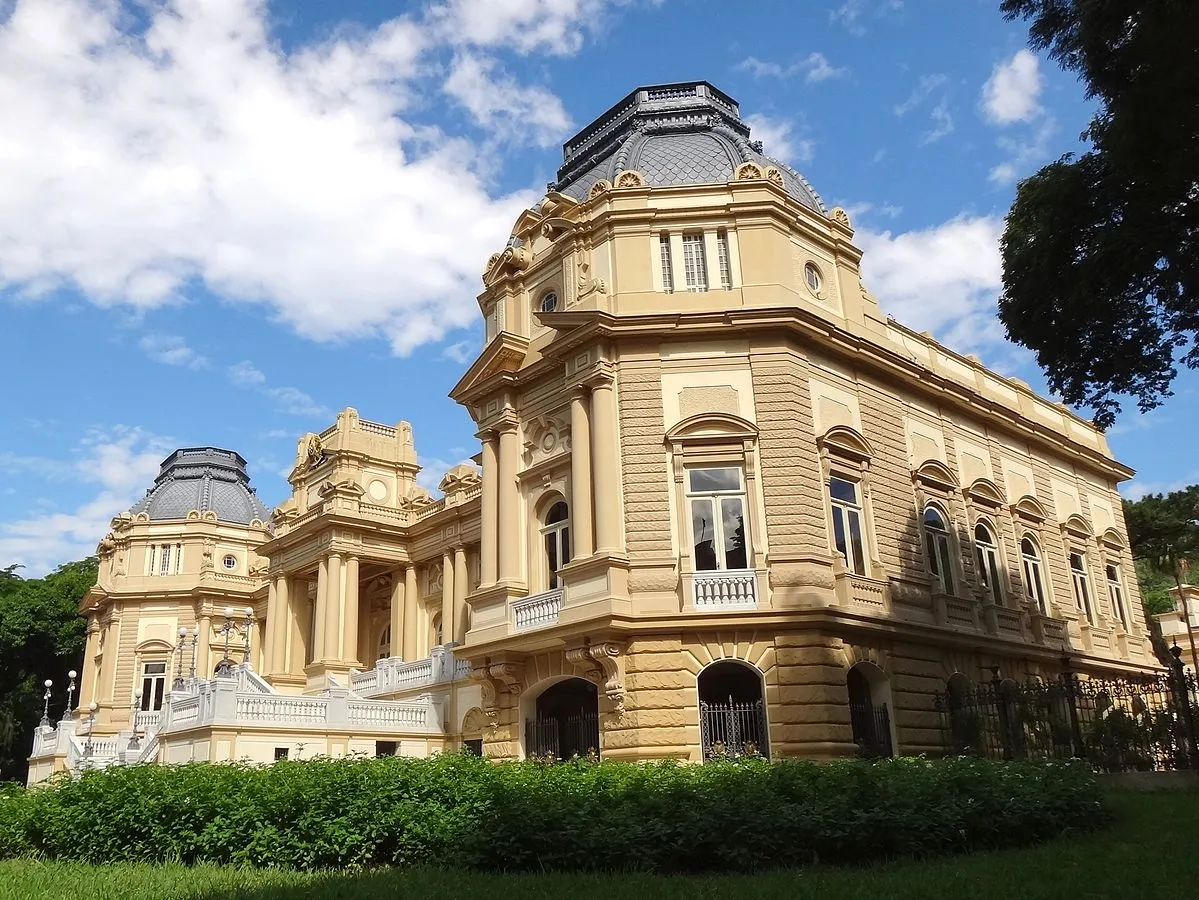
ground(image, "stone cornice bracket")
xmin=579 ymin=360 xmax=616 ymax=390
xmin=469 ymin=665 xmax=500 ymax=727
xmin=494 ymin=411 xmax=521 ymax=434
xmin=567 ymin=641 xmax=627 ymax=712
xmin=488 ymin=662 xmax=524 ymax=697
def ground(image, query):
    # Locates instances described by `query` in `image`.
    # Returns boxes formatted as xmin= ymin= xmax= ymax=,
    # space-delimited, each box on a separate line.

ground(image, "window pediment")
xmin=818 ymin=425 xmax=873 ymax=463
xmin=913 ymin=459 xmax=957 ymax=492
xmin=1061 ymin=513 xmax=1095 ymax=540
xmin=965 ymin=478 xmax=1005 ymax=509
xmin=1099 ymin=527 xmax=1126 ymax=550
xmin=135 ymin=638 xmax=174 ymax=654
xmin=665 ymin=413 xmax=758 ymax=447
xmin=1011 ymin=494 xmax=1049 ymax=524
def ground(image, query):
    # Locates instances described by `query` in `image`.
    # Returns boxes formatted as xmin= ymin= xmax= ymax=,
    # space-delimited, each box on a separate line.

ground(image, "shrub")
xmin=0 ymin=754 xmax=1106 ymax=873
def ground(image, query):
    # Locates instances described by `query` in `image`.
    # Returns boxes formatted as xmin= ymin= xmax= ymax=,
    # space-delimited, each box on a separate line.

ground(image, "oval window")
xmin=804 ymin=263 xmax=822 ymax=293
xmin=540 ymin=291 xmax=558 ymax=313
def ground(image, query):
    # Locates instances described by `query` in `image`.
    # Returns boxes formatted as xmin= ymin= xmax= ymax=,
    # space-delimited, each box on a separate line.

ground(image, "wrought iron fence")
xmin=933 ymin=652 xmax=1199 ymax=773
xmin=850 ymin=701 xmax=893 ymax=758
xmin=525 ymin=710 xmax=600 ymax=762
xmin=700 ymin=698 xmax=769 ymax=760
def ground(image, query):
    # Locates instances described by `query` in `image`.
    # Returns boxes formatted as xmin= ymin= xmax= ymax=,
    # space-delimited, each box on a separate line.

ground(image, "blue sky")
xmin=2 ymin=0 xmax=1195 ymax=574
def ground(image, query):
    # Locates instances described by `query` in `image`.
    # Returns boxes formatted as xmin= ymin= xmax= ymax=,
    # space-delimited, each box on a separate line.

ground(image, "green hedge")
xmin=0 ymin=755 xmax=1106 ymax=873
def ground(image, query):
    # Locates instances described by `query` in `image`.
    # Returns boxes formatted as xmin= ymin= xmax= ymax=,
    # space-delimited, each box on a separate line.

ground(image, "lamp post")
xmin=39 ymin=679 xmax=53 ymax=728
xmin=82 ymin=702 xmax=98 ymax=759
xmin=174 ymin=626 xmax=188 ymax=690
xmin=128 ymin=689 xmax=143 ymax=750
xmin=188 ymin=626 xmax=199 ymax=680
xmin=215 ymin=607 xmax=238 ymax=676
xmin=65 ymin=670 xmax=77 ymax=718
xmin=241 ymin=606 xmax=254 ymax=667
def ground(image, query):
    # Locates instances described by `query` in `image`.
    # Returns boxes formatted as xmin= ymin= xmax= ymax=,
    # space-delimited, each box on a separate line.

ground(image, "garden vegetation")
xmin=0 ymin=754 xmax=1104 ymax=873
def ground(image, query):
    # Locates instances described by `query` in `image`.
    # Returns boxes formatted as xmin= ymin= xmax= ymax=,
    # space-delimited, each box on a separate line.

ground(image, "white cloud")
xmin=987 ymin=117 xmax=1057 ymax=185
xmin=227 ymin=360 xmax=329 ymax=417
xmin=442 ymin=340 xmax=476 ymax=364
xmin=1120 ymin=477 xmax=1198 ymax=502
xmin=0 ymin=0 xmax=626 ymax=358
xmin=738 ymin=52 xmax=848 ymax=84
xmin=857 ymin=214 xmax=1007 ymax=354
xmin=922 ymin=100 xmax=954 ymax=145
xmin=416 ymin=453 xmax=479 ymax=492
xmin=0 ymin=427 xmax=174 ymax=575
xmin=138 ymin=333 xmax=207 ymax=369
xmin=745 ymin=114 xmax=814 ymax=164
xmin=830 ymin=0 xmax=903 ymax=36
xmin=894 ymin=73 xmax=948 ymax=116
xmin=444 ymin=54 xmax=570 ymax=146
xmin=982 ymin=50 xmax=1044 ymax=125
xmin=894 ymin=73 xmax=954 ymax=147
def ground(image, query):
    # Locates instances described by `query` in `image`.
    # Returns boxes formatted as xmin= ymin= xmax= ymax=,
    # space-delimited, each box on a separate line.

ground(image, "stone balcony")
xmin=511 ymin=588 xmax=565 ymax=632
xmin=349 ymin=646 xmax=472 ymax=698
xmin=688 ymin=569 xmax=758 ymax=610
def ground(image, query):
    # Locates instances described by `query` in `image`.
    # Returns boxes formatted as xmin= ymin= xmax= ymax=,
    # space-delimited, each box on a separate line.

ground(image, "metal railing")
xmin=849 ymin=701 xmax=893 ymax=758
xmin=699 ymin=698 xmax=769 ymax=760
xmin=525 ymin=710 xmax=600 ymax=762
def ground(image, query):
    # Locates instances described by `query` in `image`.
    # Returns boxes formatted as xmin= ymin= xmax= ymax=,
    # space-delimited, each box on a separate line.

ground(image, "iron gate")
xmin=700 ymin=698 xmax=769 ymax=760
xmin=525 ymin=710 xmax=600 ymax=762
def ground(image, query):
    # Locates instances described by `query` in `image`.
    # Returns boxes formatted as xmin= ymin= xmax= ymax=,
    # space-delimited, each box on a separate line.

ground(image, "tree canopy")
xmin=1122 ymin=486 xmax=1199 ymax=614
xmin=997 ymin=0 xmax=1199 ymax=429
xmin=0 ymin=559 xmax=94 ymax=784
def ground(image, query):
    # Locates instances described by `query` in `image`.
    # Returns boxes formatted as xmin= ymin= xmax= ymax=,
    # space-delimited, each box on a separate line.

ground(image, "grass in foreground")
xmin=1 ymin=789 xmax=1195 ymax=900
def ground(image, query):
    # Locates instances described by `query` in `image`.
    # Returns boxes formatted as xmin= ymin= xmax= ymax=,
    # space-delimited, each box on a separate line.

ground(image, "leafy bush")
xmin=0 ymin=754 xmax=1106 ymax=873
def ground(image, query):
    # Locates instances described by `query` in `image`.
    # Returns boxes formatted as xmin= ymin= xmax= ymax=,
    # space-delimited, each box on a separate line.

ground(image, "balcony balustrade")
xmin=512 ymin=588 xmax=565 ymax=632
xmin=691 ymin=569 xmax=758 ymax=610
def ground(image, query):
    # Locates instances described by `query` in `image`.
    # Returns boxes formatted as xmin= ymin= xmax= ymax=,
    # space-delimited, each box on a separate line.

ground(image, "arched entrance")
xmin=697 ymin=660 xmax=769 ymax=760
xmin=847 ymin=662 xmax=895 ymax=758
xmin=525 ymin=678 xmax=600 ymax=761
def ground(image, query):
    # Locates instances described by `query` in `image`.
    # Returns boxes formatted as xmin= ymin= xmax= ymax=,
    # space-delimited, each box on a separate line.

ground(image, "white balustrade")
xmin=235 ymin=695 xmax=328 ymax=724
xmin=692 ymin=569 xmax=758 ymax=609
xmin=512 ymin=588 xmax=564 ymax=632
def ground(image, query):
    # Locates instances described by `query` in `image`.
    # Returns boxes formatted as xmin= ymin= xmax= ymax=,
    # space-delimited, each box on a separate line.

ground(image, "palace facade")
xmin=29 ymin=82 xmax=1157 ymax=783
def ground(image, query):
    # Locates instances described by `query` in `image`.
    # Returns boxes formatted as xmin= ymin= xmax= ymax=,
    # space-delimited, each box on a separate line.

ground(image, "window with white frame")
xmin=1106 ymin=563 xmax=1129 ymax=630
xmin=973 ymin=522 xmax=1005 ymax=605
xmin=1021 ymin=536 xmax=1049 ymax=615
xmin=828 ymin=475 xmax=867 ymax=576
xmin=139 ymin=660 xmax=167 ymax=711
xmin=716 ymin=230 xmax=732 ymax=290
xmin=432 ymin=614 xmax=443 ymax=648
xmin=681 ymin=233 xmax=708 ymax=292
xmin=1070 ymin=552 xmax=1094 ymax=624
xmin=922 ymin=505 xmax=955 ymax=594
xmin=659 ymin=233 xmax=674 ymax=293
xmin=159 ymin=544 xmax=172 ymax=576
xmin=542 ymin=501 xmax=572 ymax=589
xmin=147 ymin=544 xmax=157 ymax=575
xmin=687 ymin=467 xmax=749 ymax=571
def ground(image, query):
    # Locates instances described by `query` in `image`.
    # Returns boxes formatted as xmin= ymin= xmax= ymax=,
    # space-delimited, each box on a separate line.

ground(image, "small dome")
xmin=129 ymin=448 xmax=270 ymax=525
xmin=552 ymin=82 xmax=824 ymax=213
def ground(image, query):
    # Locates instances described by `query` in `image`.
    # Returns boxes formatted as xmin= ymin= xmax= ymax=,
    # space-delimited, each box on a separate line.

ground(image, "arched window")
xmin=378 ymin=625 xmax=391 ymax=661
xmin=973 ymin=521 xmax=1004 ymax=605
xmin=847 ymin=663 xmax=894 ymax=758
xmin=922 ymin=505 xmax=955 ymax=594
xmin=1070 ymin=552 xmax=1094 ymax=624
xmin=697 ymin=661 xmax=769 ymax=760
xmin=542 ymin=501 xmax=571 ymax=590
xmin=1106 ymin=563 xmax=1128 ymax=630
xmin=432 ymin=614 xmax=443 ymax=649
xmin=1020 ymin=536 xmax=1048 ymax=615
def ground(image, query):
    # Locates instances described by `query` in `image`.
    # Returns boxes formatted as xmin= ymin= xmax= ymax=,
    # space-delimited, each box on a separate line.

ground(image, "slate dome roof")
xmin=129 ymin=448 xmax=270 ymax=525
xmin=551 ymin=81 xmax=824 ymax=213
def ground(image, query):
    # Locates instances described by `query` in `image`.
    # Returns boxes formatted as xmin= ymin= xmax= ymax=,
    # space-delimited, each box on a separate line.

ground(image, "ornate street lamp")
xmin=128 ymin=689 xmax=143 ymax=750
xmin=241 ymin=606 xmax=254 ymax=666
xmin=64 ymin=670 xmax=77 ymax=718
xmin=39 ymin=679 xmax=53 ymax=728
xmin=174 ymin=626 xmax=189 ymax=690
xmin=82 ymin=702 xmax=99 ymax=759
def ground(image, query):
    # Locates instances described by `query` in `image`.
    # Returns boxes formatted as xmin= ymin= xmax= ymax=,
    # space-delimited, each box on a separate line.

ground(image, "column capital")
xmin=581 ymin=361 xmax=616 ymax=390
xmin=494 ymin=414 xmax=520 ymax=435
xmin=570 ymin=383 xmax=592 ymax=401
xmin=475 ymin=427 xmax=498 ymax=442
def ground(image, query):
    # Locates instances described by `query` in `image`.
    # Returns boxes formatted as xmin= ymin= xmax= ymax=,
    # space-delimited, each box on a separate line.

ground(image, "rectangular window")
xmin=1106 ymin=564 xmax=1128 ymax=630
xmin=375 ymin=740 xmax=398 ymax=757
xmin=682 ymin=233 xmax=708 ymax=292
xmin=716 ymin=230 xmax=732 ymax=290
xmin=174 ymin=544 xmax=183 ymax=575
xmin=274 ymin=747 xmax=289 ymax=761
xmin=159 ymin=544 xmax=172 ymax=576
xmin=1070 ymin=552 xmax=1094 ymax=625
xmin=829 ymin=476 xmax=868 ymax=576
xmin=1022 ymin=552 xmax=1047 ymax=615
xmin=140 ymin=661 xmax=167 ymax=711
xmin=686 ymin=467 xmax=749 ymax=571
xmin=659 ymin=233 xmax=674 ymax=293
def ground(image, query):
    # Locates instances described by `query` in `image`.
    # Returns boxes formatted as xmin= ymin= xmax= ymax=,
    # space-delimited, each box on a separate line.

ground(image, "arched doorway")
xmin=847 ymin=662 xmax=895 ymax=758
xmin=697 ymin=660 xmax=769 ymax=760
xmin=525 ymin=678 xmax=600 ymax=761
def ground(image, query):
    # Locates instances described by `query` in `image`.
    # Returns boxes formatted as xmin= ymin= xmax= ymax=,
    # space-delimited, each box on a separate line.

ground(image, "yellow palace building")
xmin=29 ymin=82 xmax=1156 ymax=783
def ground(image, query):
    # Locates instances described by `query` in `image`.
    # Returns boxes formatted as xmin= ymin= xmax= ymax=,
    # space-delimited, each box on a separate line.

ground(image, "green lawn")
xmin=2 ymin=788 xmax=1196 ymax=900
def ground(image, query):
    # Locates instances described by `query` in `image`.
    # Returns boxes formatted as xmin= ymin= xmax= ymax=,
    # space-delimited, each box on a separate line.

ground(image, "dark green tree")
xmin=0 ymin=558 xmax=95 ymax=784
xmin=997 ymin=0 xmax=1199 ymax=429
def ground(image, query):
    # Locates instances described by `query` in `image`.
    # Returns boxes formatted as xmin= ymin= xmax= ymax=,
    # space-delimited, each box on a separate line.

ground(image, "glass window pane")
xmin=829 ymin=477 xmax=858 ymax=505
xmin=923 ymin=506 xmax=945 ymax=529
xmin=721 ymin=497 xmax=747 ymax=570
xmin=691 ymin=499 xmax=717 ymax=570
xmin=545 ymin=532 xmax=558 ymax=584
xmin=689 ymin=467 xmax=740 ymax=493
xmin=831 ymin=507 xmax=848 ymax=567
xmin=975 ymin=548 xmax=989 ymax=588
xmin=562 ymin=526 xmax=571 ymax=566
xmin=848 ymin=510 xmax=866 ymax=575
xmin=937 ymin=535 xmax=954 ymax=594
xmin=925 ymin=531 xmax=940 ymax=578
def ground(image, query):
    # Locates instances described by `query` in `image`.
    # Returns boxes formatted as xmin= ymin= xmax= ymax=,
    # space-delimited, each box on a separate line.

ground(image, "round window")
xmin=540 ymin=291 xmax=558 ymax=313
xmin=804 ymin=263 xmax=822 ymax=293
xmin=222 ymin=554 xmax=237 ymax=571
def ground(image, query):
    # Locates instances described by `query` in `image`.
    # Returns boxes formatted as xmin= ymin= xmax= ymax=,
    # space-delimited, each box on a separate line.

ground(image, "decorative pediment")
xmin=482 ymin=245 xmax=533 ymax=286
xmin=1011 ymin=494 xmax=1049 ymax=523
xmin=398 ymin=485 xmax=434 ymax=510
xmin=1100 ymin=527 xmax=1127 ymax=550
xmin=588 ymin=179 xmax=612 ymax=199
xmin=135 ymin=637 xmax=175 ymax=654
xmin=1060 ymin=513 xmax=1095 ymax=540
xmin=965 ymin=478 xmax=1005 ymax=508
xmin=438 ymin=463 xmax=482 ymax=494
xmin=449 ymin=332 xmax=530 ymax=403
xmin=817 ymin=425 xmax=874 ymax=462
xmin=913 ymin=459 xmax=958 ymax=492
xmin=523 ymin=413 xmax=571 ymax=463
xmin=665 ymin=412 xmax=758 ymax=446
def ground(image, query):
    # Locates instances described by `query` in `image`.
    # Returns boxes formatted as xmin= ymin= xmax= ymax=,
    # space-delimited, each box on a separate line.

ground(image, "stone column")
xmin=264 ymin=578 xmax=279 ymax=673
xmin=313 ymin=558 xmax=329 ymax=665
xmin=289 ymin=578 xmax=307 ymax=669
xmin=479 ymin=432 xmax=499 ymax=585
xmin=196 ymin=614 xmax=212 ymax=680
xmin=590 ymin=374 xmax=620 ymax=552
xmin=342 ymin=555 xmax=360 ymax=665
xmin=570 ymin=387 xmax=594 ymax=558
xmin=497 ymin=421 xmax=520 ymax=581
xmin=323 ymin=554 xmax=343 ymax=663
xmin=272 ymin=577 xmax=290 ymax=676
xmin=454 ymin=546 xmax=469 ymax=643
xmin=388 ymin=570 xmax=404 ymax=659
xmin=402 ymin=566 xmax=419 ymax=661
xmin=79 ymin=617 xmax=101 ymax=708
xmin=441 ymin=551 xmax=455 ymax=647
